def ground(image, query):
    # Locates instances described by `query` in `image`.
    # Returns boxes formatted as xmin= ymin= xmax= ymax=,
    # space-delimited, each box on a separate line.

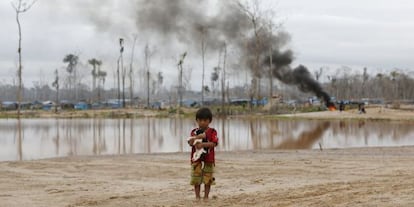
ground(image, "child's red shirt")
xmin=189 ymin=127 xmax=218 ymax=164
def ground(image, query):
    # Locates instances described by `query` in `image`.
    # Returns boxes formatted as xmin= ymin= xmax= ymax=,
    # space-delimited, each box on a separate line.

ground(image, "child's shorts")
xmin=190 ymin=162 xmax=215 ymax=185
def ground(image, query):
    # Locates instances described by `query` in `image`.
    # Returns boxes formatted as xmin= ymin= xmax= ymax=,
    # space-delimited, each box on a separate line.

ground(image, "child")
xmin=187 ymin=107 xmax=218 ymax=200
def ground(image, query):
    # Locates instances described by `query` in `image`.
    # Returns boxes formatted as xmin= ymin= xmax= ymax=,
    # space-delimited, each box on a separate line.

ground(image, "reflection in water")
xmin=17 ymin=118 xmax=22 ymax=161
xmin=275 ymin=122 xmax=330 ymax=149
xmin=130 ymin=119 xmax=134 ymax=154
xmin=1 ymin=118 xmax=414 ymax=161
xmin=53 ymin=119 xmax=60 ymax=155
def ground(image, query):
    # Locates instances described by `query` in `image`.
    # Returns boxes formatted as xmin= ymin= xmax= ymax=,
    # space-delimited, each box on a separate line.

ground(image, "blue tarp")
xmin=74 ymin=102 xmax=90 ymax=110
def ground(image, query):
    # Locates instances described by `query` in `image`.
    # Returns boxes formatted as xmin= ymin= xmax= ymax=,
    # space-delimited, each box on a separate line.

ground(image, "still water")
xmin=0 ymin=118 xmax=413 ymax=161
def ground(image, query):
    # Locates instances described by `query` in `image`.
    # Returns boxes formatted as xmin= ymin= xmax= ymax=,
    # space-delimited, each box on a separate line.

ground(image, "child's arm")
xmin=194 ymin=141 xmax=217 ymax=149
xmin=187 ymin=133 xmax=206 ymax=146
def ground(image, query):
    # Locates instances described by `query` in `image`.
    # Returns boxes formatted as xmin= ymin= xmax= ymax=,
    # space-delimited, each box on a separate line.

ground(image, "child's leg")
xmin=202 ymin=163 xmax=215 ymax=199
xmin=195 ymin=185 xmax=201 ymax=199
xmin=190 ymin=162 xmax=203 ymax=199
xmin=204 ymin=184 xmax=211 ymax=199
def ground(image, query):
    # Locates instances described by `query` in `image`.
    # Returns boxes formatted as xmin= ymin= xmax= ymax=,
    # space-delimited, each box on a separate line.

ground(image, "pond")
xmin=0 ymin=118 xmax=413 ymax=161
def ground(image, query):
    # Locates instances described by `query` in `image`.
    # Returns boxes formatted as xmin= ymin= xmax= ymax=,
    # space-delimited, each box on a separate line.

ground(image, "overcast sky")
xmin=1 ymin=0 xmax=414 ymax=91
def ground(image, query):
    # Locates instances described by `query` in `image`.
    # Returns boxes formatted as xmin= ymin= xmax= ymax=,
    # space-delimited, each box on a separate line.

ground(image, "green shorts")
xmin=190 ymin=162 xmax=215 ymax=186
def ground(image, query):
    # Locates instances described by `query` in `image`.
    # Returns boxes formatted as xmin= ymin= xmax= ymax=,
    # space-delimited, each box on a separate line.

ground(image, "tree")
xmin=129 ymin=34 xmax=138 ymax=106
xmin=314 ymin=67 xmax=323 ymax=82
xmin=97 ymin=70 xmax=107 ymax=100
xmin=63 ymin=54 xmax=79 ymax=100
xmin=390 ymin=70 xmax=399 ymax=100
xmin=221 ymin=42 xmax=228 ymax=113
xmin=237 ymin=0 xmax=265 ymax=108
xmin=362 ymin=67 xmax=369 ymax=97
xmin=52 ymin=69 xmax=59 ymax=113
xmin=211 ymin=67 xmax=220 ymax=95
xmin=144 ymin=44 xmax=156 ymax=108
xmin=264 ymin=15 xmax=283 ymax=108
xmin=96 ymin=61 xmax=106 ymax=102
xmin=11 ymin=0 xmax=36 ymax=116
xmin=118 ymin=38 xmax=125 ymax=108
xmin=177 ymin=52 xmax=187 ymax=108
xmin=198 ymin=26 xmax=208 ymax=106
xmin=88 ymin=58 xmax=102 ymax=102
xmin=157 ymin=72 xmax=164 ymax=95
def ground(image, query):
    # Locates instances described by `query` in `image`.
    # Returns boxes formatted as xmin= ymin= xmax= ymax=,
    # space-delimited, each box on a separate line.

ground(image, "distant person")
xmin=187 ymin=107 xmax=219 ymax=200
xmin=358 ymin=103 xmax=366 ymax=114
xmin=339 ymin=101 xmax=345 ymax=112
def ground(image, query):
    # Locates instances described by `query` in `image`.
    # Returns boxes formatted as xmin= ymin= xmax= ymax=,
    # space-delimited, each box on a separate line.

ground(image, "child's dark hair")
xmin=196 ymin=107 xmax=213 ymax=122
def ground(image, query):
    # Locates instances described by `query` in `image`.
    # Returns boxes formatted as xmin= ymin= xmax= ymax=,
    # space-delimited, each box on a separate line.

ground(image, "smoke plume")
xmin=134 ymin=0 xmax=252 ymax=50
xmin=264 ymin=50 xmax=333 ymax=106
xmin=83 ymin=0 xmax=333 ymax=104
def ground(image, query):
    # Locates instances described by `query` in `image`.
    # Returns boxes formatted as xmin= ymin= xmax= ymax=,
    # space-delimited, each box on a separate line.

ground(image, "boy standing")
xmin=187 ymin=107 xmax=218 ymax=200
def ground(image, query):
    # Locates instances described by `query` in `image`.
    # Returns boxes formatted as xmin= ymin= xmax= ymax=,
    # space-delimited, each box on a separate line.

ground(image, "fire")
xmin=328 ymin=105 xmax=336 ymax=111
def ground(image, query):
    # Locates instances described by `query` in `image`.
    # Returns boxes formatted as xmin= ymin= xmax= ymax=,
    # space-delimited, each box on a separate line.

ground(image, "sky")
xmin=1 ymin=0 xmax=414 ymax=91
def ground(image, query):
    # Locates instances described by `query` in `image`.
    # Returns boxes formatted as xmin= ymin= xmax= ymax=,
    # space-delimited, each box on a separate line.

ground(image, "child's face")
xmin=196 ymin=118 xmax=211 ymax=129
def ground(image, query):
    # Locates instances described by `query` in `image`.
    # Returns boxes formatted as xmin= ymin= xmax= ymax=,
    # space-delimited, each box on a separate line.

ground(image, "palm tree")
xmin=63 ymin=54 xmax=79 ymax=100
xmin=88 ymin=58 xmax=102 ymax=102
xmin=97 ymin=66 xmax=107 ymax=102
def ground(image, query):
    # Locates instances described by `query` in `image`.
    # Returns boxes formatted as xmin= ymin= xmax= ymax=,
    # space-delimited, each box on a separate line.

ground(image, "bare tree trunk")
xmin=117 ymin=58 xmax=121 ymax=105
xmin=269 ymin=45 xmax=273 ymax=105
xmin=118 ymin=38 xmax=124 ymax=108
xmin=13 ymin=1 xmax=25 ymax=116
xmin=122 ymin=66 xmax=126 ymax=108
xmin=177 ymin=52 xmax=187 ymax=111
xmin=121 ymin=47 xmax=125 ymax=108
xmin=53 ymin=69 xmax=59 ymax=113
xmin=129 ymin=35 xmax=138 ymax=107
xmin=146 ymin=70 xmax=150 ymax=107
xmin=74 ymin=66 xmax=78 ymax=101
xmin=97 ymin=64 xmax=101 ymax=102
xmin=145 ymin=45 xmax=150 ymax=108
xmin=91 ymin=64 xmax=96 ymax=102
xmin=16 ymin=10 xmax=23 ymax=116
xmin=221 ymin=43 xmax=227 ymax=114
xmin=201 ymin=31 xmax=206 ymax=106
xmin=178 ymin=63 xmax=183 ymax=108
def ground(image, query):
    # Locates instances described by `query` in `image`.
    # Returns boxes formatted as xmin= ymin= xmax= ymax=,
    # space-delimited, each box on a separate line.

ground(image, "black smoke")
xmin=134 ymin=0 xmax=251 ymax=50
xmin=83 ymin=0 xmax=333 ymax=105
xmin=264 ymin=50 xmax=333 ymax=106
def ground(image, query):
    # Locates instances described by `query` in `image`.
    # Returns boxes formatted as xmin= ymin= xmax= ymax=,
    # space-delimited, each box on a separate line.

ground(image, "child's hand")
xmin=198 ymin=132 xmax=206 ymax=139
xmin=195 ymin=142 xmax=203 ymax=149
xmin=187 ymin=136 xmax=196 ymax=141
xmin=187 ymin=136 xmax=196 ymax=146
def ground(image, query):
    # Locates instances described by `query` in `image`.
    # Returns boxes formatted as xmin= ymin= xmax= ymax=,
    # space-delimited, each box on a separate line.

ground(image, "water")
xmin=0 ymin=118 xmax=413 ymax=161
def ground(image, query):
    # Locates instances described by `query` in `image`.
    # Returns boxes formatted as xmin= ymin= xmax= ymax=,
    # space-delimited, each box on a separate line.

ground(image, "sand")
xmin=1 ymin=147 xmax=414 ymax=207
xmin=1 ymin=106 xmax=414 ymax=207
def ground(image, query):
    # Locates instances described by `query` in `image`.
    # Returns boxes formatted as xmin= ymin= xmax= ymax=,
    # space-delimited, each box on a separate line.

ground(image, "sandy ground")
xmin=1 ymin=147 xmax=414 ymax=207
xmin=278 ymin=106 xmax=414 ymax=121
xmin=1 ymin=106 xmax=414 ymax=207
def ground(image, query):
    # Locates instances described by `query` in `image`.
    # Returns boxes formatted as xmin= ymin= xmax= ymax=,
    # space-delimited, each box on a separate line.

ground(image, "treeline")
xmin=1 ymin=66 xmax=413 ymax=104
xmin=322 ymin=68 xmax=414 ymax=102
